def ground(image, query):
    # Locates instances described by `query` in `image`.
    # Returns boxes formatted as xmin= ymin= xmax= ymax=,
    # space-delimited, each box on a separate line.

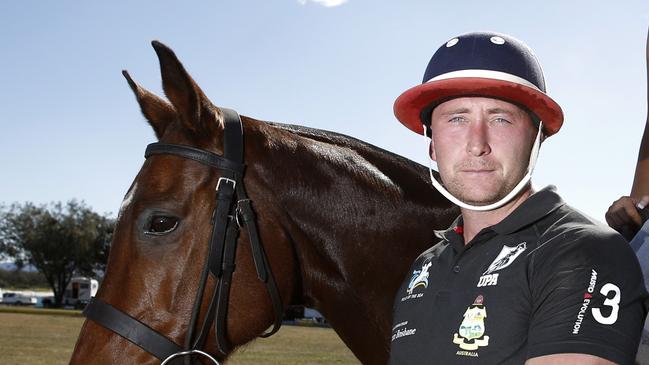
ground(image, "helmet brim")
xmin=393 ymin=77 xmax=564 ymax=136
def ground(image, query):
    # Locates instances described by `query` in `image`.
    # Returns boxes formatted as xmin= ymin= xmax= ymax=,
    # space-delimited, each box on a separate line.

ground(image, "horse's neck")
xmin=253 ymin=121 xmax=457 ymax=364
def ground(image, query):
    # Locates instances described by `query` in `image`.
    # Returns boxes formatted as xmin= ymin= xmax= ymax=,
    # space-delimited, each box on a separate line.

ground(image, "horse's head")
xmin=70 ymin=41 xmax=297 ymax=365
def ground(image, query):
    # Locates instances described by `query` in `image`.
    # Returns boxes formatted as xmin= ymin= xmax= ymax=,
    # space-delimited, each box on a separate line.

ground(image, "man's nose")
xmin=466 ymin=120 xmax=491 ymax=156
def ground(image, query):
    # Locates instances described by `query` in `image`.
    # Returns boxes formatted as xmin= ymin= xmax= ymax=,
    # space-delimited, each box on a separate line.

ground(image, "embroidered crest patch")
xmin=453 ymin=295 xmax=490 ymax=353
xmin=407 ymin=260 xmax=432 ymax=295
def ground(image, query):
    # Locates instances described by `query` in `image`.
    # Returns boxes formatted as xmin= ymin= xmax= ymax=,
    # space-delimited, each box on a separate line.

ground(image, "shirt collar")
xmin=433 ymin=185 xmax=564 ymax=241
xmin=490 ymin=185 xmax=565 ymax=235
xmin=434 ymin=215 xmax=463 ymax=241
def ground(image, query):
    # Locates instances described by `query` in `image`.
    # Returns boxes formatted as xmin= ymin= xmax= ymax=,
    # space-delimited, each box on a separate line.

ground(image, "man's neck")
xmin=460 ymin=186 xmax=535 ymax=244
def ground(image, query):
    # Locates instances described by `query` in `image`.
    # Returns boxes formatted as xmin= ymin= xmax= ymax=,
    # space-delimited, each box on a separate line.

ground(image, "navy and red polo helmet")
xmin=394 ymin=31 xmax=564 ymax=137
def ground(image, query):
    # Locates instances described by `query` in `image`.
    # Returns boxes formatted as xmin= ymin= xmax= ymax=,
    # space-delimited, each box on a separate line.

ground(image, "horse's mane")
xmin=266 ymin=121 xmax=429 ymax=175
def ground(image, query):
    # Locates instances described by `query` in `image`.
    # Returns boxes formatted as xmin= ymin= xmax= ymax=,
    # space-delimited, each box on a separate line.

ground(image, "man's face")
xmin=429 ymin=97 xmax=537 ymax=206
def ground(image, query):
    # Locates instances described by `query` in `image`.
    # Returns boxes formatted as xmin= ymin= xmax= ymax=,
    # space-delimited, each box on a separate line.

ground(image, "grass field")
xmin=0 ymin=308 xmax=360 ymax=364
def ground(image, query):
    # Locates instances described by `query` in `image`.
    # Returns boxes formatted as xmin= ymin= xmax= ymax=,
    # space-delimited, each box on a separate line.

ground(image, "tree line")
xmin=0 ymin=200 xmax=114 ymax=307
xmin=0 ymin=269 xmax=48 ymax=289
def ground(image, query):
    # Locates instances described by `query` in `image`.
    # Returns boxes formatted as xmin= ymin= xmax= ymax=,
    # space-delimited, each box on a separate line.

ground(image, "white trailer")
xmin=63 ymin=277 xmax=98 ymax=308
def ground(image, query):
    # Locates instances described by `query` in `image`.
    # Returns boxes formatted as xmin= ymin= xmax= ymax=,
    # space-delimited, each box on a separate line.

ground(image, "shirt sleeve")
xmin=526 ymin=226 xmax=648 ymax=365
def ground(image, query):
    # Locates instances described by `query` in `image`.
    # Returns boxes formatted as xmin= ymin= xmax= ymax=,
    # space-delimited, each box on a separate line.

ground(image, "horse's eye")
xmin=145 ymin=216 xmax=178 ymax=235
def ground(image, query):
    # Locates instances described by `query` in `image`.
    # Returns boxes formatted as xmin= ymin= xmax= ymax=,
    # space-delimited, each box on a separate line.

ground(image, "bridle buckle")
xmin=216 ymin=177 xmax=237 ymax=191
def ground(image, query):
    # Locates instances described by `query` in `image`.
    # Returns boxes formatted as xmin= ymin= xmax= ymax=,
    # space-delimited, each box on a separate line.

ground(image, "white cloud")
xmin=298 ymin=0 xmax=348 ymax=7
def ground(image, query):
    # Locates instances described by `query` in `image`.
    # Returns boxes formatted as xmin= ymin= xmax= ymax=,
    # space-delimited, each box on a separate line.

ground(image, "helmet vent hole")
xmin=446 ymin=38 xmax=459 ymax=47
xmin=490 ymin=36 xmax=505 ymax=45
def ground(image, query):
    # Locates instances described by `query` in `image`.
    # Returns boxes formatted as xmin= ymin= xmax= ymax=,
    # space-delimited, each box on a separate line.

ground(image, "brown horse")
xmin=69 ymin=41 xmax=458 ymax=365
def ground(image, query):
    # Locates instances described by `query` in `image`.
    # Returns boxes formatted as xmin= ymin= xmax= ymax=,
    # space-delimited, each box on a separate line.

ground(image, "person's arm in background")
xmin=632 ymin=26 xmax=649 ymax=199
xmin=606 ymin=26 xmax=649 ymax=237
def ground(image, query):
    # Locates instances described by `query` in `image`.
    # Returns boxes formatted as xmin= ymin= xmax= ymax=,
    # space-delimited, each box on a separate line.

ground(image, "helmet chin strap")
xmin=425 ymin=122 xmax=543 ymax=212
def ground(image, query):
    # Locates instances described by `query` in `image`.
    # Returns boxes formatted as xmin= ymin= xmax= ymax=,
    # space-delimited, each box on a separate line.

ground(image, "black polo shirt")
xmin=389 ymin=186 xmax=648 ymax=365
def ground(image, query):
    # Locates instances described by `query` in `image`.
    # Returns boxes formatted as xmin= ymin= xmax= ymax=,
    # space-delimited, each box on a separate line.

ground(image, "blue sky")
xmin=1 ymin=1 xmax=648 ymax=222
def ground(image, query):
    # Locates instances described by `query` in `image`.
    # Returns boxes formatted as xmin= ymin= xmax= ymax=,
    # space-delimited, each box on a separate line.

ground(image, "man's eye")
xmin=145 ymin=216 xmax=179 ymax=235
xmin=449 ymin=116 xmax=465 ymax=123
xmin=493 ymin=117 xmax=511 ymax=124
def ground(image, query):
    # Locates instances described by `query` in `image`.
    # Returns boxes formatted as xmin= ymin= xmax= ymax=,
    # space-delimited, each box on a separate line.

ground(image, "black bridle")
xmin=83 ymin=108 xmax=284 ymax=364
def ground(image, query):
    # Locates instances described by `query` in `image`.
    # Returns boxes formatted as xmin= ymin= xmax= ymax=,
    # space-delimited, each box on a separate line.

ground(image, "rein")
xmin=83 ymin=108 xmax=284 ymax=364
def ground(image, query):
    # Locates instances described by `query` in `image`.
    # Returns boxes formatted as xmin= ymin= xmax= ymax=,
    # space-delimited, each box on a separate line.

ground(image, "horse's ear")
xmin=122 ymin=70 xmax=176 ymax=140
xmin=150 ymin=40 xmax=219 ymax=135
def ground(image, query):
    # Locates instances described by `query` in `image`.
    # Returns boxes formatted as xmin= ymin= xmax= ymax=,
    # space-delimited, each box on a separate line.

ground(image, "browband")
xmin=144 ymin=144 xmax=244 ymax=174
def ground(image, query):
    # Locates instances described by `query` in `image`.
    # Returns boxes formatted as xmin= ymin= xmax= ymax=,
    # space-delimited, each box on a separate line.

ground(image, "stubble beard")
xmin=440 ymin=164 xmax=528 ymax=206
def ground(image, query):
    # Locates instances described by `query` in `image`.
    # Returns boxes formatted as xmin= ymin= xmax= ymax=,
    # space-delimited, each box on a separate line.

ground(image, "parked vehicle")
xmin=303 ymin=307 xmax=326 ymax=324
xmin=63 ymin=277 xmax=98 ymax=308
xmin=284 ymin=305 xmax=327 ymax=325
xmin=2 ymin=292 xmax=37 ymax=306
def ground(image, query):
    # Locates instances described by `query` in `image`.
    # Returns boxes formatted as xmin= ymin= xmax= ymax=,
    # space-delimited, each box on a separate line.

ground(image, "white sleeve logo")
xmin=592 ymin=283 xmax=621 ymax=325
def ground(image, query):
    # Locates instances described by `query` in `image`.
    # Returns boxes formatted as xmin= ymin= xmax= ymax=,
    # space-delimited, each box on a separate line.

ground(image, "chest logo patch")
xmin=477 ymin=242 xmax=526 ymax=287
xmin=407 ymin=260 xmax=432 ymax=295
xmin=453 ymin=295 xmax=490 ymax=353
xmin=483 ymin=242 xmax=527 ymax=275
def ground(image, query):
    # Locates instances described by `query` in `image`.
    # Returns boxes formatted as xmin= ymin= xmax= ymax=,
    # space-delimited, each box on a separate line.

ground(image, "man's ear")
xmin=424 ymin=124 xmax=438 ymax=161
xmin=429 ymin=139 xmax=437 ymax=161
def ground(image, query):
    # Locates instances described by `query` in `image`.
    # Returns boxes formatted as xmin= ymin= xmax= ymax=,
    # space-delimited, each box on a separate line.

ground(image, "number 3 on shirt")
xmin=592 ymin=283 xmax=620 ymax=325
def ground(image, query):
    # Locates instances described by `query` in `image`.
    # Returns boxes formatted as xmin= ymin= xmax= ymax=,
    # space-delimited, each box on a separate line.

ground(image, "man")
xmin=389 ymin=31 xmax=648 ymax=364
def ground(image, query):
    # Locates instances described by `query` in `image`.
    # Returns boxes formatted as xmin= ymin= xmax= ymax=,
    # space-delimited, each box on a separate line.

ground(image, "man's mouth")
xmin=460 ymin=169 xmax=495 ymax=173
